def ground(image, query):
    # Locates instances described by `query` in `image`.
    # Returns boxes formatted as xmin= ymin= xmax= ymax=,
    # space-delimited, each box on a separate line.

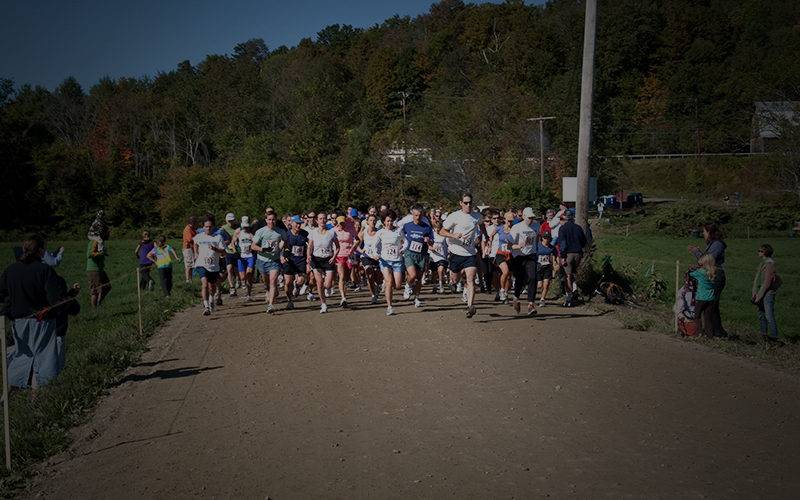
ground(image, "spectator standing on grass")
xmin=557 ymin=210 xmax=587 ymax=307
xmin=182 ymin=216 xmax=198 ymax=283
xmin=147 ymin=236 xmax=181 ymax=297
xmin=687 ymin=221 xmax=727 ymax=337
xmin=135 ymin=231 xmax=155 ymax=291
xmin=53 ymin=276 xmax=81 ymax=372
xmin=690 ymin=253 xmax=717 ymax=338
xmin=597 ymin=201 xmax=604 ymax=220
xmin=752 ymin=244 xmax=781 ymax=339
xmin=0 ymin=234 xmax=62 ymax=389
xmin=87 ymin=228 xmax=111 ymax=308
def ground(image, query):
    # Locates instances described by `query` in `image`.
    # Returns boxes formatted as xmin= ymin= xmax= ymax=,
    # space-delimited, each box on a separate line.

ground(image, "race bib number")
xmin=538 ymin=254 xmax=551 ymax=266
xmin=204 ymin=256 xmax=214 ymax=267
xmin=460 ymin=235 xmax=474 ymax=247
xmin=500 ymin=243 xmax=509 ymax=253
xmin=319 ymin=246 xmax=332 ymax=258
xmin=524 ymin=235 xmax=536 ymax=247
xmin=263 ymin=239 xmax=278 ymax=253
xmin=240 ymin=243 xmax=252 ymax=256
xmin=432 ymin=243 xmax=442 ymax=254
xmin=386 ymin=245 xmax=399 ymax=258
xmin=365 ymin=245 xmax=377 ymax=256
xmin=291 ymin=245 xmax=304 ymax=257
xmin=409 ymin=241 xmax=423 ymax=253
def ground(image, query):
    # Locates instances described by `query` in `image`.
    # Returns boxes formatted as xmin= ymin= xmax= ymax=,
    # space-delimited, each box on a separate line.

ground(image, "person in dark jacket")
xmin=557 ymin=211 xmax=588 ymax=307
xmin=687 ymin=221 xmax=727 ymax=337
xmin=0 ymin=235 xmax=62 ymax=388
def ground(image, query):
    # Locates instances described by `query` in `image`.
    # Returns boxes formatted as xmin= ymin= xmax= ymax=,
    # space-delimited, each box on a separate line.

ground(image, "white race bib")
xmin=291 ymin=245 xmax=304 ymax=257
xmin=538 ymin=254 xmax=551 ymax=266
xmin=524 ymin=235 xmax=536 ymax=247
xmin=386 ymin=245 xmax=399 ymax=258
xmin=319 ymin=247 xmax=332 ymax=258
xmin=409 ymin=241 xmax=423 ymax=253
xmin=500 ymin=243 xmax=509 ymax=253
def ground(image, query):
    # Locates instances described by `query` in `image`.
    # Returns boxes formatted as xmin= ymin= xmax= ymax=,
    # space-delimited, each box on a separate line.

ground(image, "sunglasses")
xmin=461 ymin=200 xmax=472 ymax=205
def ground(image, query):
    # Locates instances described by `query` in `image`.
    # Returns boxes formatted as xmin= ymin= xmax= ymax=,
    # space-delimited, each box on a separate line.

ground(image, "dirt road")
xmin=22 ymin=289 xmax=800 ymax=499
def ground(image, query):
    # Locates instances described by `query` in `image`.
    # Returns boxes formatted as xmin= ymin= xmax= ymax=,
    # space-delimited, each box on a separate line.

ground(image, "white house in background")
xmin=381 ymin=144 xmax=432 ymax=163
xmin=751 ymin=101 xmax=799 ymax=153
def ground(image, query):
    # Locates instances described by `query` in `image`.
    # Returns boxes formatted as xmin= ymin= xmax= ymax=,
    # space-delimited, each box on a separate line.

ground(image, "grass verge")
xmin=0 ymin=239 xmax=199 ymax=496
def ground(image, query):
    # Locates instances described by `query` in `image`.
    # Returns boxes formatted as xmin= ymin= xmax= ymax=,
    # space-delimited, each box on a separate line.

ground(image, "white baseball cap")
xmin=241 ymin=216 xmax=250 ymax=227
xmin=225 ymin=212 xmax=235 ymax=221
xmin=522 ymin=207 xmax=535 ymax=218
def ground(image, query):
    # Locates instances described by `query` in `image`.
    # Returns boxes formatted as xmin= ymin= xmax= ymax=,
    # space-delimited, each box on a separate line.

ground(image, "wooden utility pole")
xmin=527 ymin=116 xmax=556 ymax=189
xmin=575 ymin=0 xmax=598 ymax=232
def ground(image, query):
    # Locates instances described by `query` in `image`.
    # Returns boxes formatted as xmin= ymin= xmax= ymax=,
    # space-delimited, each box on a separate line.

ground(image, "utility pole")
xmin=576 ymin=0 xmax=598 ymax=233
xmin=527 ymin=116 xmax=556 ymax=189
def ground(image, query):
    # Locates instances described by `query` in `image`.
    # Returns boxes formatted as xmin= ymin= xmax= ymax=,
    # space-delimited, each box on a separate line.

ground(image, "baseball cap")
xmin=349 ymin=208 xmax=358 ymax=217
xmin=522 ymin=207 xmax=535 ymax=218
xmin=241 ymin=216 xmax=250 ymax=227
xmin=291 ymin=215 xmax=302 ymax=224
xmin=561 ymin=210 xmax=574 ymax=220
xmin=225 ymin=212 xmax=235 ymax=221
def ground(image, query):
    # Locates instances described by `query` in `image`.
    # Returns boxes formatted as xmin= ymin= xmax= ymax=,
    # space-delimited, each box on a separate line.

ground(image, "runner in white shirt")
xmin=428 ymin=221 xmax=449 ymax=294
xmin=508 ymin=207 xmax=539 ymax=316
xmin=359 ymin=213 xmax=383 ymax=304
xmin=230 ymin=216 xmax=255 ymax=300
xmin=306 ymin=212 xmax=340 ymax=314
xmin=375 ymin=210 xmax=404 ymax=315
xmin=438 ymin=193 xmax=485 ymax=318
xmin=192 ymin=214 xmax=228 ymax=316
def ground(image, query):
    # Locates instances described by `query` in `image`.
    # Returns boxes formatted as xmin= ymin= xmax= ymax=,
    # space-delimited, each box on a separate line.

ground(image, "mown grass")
xmin=592 ymin=230 xmax=800 ymax=341
xmin=0 ymin=239 xmax=199 ymax=495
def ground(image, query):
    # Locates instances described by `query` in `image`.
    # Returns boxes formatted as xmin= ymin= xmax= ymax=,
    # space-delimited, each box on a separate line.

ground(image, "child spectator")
xmin=690 ymin=253 xmax=717 ymax=337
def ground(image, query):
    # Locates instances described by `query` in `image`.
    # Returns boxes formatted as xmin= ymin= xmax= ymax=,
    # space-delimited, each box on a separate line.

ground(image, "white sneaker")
xmin=461 ymin=290 xmax=468 ymax=302
xmin=340 ymin=298 xmax=348 ymax=308
xmin=267 ymin=304 xmax=275 ymax=314
xmin=307 ymin=292 xmax=316 ymax=302
xmin=403 ymin=285 xmax=411 ymax=300
xmin=202 ymin=307 xmax=210 ymax=316
xmin=324 ymin=288 xmax=331 ymax=298
xmin=387 ymin=306 xmax=394 ymax=315
xmin=456 ymin=282 xmax=463 ymax=292
xmin=371 ymin=295 xmax=378 ymax=304
xmin=245 ymin=294 xmax=252 ymax=301
xmin=278 ymin=275 xmax=285 ymax=288
xmin=354 ymin=285 xmax=361 ymax=292
xmin=414 ymin=298 xmax=422 ymax=308
xmin=539 ymin=298 xmax=546 ymax=307
xmin=299 ymin=283 xmax=308 ymax=296
xmin=320 ymin=303 xmax=328 ymax=313
xmin=229 ymin=288 xmax=237 ymax=297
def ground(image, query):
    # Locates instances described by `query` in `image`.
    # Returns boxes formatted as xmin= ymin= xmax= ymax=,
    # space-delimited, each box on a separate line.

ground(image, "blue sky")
xmin=1 ymin=0 xmax=546 ymax=92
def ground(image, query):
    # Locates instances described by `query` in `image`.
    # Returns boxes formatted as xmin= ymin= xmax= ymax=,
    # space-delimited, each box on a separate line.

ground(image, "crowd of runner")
xmin=182 ymin=193 xmax=589 ymax=319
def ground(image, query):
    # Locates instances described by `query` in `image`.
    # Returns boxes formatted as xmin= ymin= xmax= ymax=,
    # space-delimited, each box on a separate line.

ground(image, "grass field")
xmin=593 ymin=229 xmax=800 ymax=341
xmin=0 ymin=238 xmax=199 ymax=485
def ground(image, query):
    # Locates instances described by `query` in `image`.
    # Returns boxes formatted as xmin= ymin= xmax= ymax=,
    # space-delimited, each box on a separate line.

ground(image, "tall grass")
xmin=0 ymin=238 xmax=199 ymax=490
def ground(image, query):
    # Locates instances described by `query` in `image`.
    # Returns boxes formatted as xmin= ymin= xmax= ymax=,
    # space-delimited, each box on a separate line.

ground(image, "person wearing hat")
xmin=231 ymin=216 xmax=255 ymax=300
xmin=280 ymin=215 xmax=310 ymax=310
xmin=222 ymin=213 xmax=240 ymax=297
xmin=509 ymin=207 xmax=539 ymax=316
xmin=557 ymin=210 xmax=587 ymax=307
xmin=491 ymin=211 xmax=516 ymax=304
